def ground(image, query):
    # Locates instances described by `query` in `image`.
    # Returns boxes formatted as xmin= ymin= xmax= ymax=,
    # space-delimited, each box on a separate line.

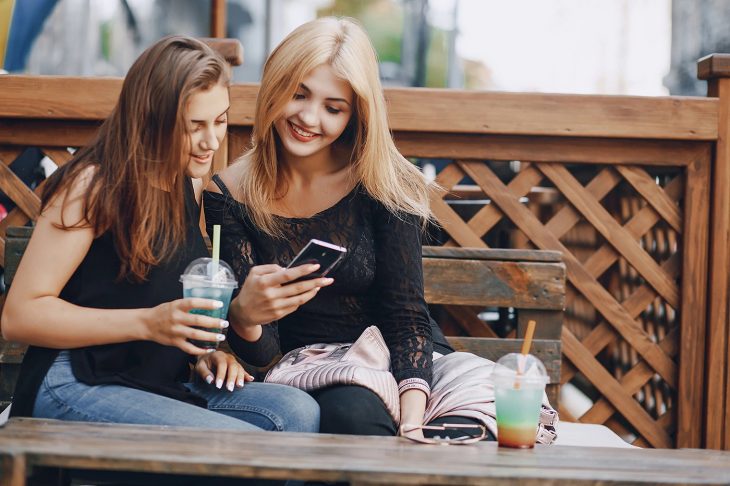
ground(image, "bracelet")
xmin=398 ymin=378 xmax=431 ymax=396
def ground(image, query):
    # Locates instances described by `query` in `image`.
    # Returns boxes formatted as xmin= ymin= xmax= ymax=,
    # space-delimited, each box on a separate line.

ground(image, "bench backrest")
xmin=0 ymin=235 xmax=565 ymax=410
xmin=422 ymin=246 xmax=565 ymax=404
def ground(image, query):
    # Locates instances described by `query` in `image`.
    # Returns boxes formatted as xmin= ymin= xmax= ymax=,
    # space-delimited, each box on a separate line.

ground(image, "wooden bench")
xmin=0 ymin=234 xmax=566 ymax=484
xmin=2 ymin=417 xmax=730 ymax=485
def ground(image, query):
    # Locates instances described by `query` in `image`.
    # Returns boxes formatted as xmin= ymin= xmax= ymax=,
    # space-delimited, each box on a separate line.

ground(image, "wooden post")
xmin=697 ymin=53 xmax=730 ymax=450
xmin=210 ymin=0 xmax=226 ymax=38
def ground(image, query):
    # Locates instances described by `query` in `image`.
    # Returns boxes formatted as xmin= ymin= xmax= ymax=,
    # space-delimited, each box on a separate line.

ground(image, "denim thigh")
xmin=184 ymin=381 xmax=320 ymax=433
xmin=34 ymin=351 xmax=258 ymax=430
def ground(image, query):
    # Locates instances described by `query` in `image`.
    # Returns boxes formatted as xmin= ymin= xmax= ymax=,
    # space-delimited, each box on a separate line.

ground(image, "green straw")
xmin=211 ymin=224 xmax=221 ymax=277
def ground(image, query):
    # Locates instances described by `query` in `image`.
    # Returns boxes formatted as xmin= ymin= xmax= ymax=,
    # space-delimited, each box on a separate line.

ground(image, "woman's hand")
xmin=195 ymin=350 xmax=254 ymax=391
xmin=229 ymin=263 xmax=334 ymax=329
xmin=142 ymin=298 xmax=228 ymax=355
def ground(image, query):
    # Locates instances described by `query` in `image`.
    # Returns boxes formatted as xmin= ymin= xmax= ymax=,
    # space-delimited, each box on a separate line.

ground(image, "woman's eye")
xmin=293 ymin=93 xmax=305 ymax=100
xmin=326 ymin=107 xmax=341 ymax=115
xmin=215 ymin=118 xmax=227 ymax=125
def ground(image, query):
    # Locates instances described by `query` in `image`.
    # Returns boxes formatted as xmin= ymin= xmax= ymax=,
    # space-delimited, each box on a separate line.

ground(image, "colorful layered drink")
xmin=491 ymin=353 xmax=549 ymax=449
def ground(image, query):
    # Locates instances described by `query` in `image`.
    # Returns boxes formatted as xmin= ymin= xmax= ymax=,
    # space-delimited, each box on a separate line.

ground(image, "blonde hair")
xmin=237 ymin=16 xmax=432 ymax=236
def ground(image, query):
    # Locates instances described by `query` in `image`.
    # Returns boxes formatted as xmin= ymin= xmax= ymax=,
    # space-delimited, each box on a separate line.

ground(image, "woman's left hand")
xmin=195 ymin=350 xmax=254 ymax=391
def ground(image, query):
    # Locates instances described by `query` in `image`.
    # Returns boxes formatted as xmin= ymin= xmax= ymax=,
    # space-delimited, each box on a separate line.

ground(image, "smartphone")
xmin=286 ymin=239 xmax=347 ymax=281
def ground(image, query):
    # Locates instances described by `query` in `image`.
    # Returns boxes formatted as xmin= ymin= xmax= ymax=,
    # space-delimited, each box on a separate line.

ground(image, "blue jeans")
xmin=33 ymin=351 xmax=320 ymax=433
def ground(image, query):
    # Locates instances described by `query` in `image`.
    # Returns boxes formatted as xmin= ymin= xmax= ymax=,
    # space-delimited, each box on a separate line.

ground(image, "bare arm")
xmin=1 ymin=173 xmax=224 ymax=355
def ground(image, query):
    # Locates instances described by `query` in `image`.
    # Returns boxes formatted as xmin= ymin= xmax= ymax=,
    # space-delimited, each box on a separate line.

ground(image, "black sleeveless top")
xmin=10 ymin=180 xmax=209 ymax=417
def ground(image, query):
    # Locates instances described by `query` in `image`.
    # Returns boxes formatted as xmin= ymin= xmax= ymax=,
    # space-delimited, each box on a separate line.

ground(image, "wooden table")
xmin=1 ymin=418 xmax=729 ymax=485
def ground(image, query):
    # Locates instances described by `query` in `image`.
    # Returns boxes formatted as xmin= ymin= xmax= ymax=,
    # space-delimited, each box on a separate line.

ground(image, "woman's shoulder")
xmin=206 ymin=157 xmax=248 ymax=200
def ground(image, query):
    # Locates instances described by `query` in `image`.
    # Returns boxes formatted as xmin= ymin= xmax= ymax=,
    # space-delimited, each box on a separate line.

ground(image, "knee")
xmin=314 ymin=386 xmax=396 ymax=436
xmin=278 ymin=387 xmax=320 ymax=433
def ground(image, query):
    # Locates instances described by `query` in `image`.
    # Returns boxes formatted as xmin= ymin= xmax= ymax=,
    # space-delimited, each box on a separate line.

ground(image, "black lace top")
xmin=204 ymin=175 xmax=435 ymax=385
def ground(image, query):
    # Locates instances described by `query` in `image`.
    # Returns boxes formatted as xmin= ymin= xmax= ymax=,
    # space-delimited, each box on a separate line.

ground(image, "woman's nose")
xmin=201 ymin=127 xmax=219 ymax=151
xmin=298 ymin=103 xmax=318 ymax=127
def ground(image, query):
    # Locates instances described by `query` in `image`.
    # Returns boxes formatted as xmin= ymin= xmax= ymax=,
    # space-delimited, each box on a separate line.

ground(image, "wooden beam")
xmin=0 ymin=79 xmax=719 ymax=140
xmin=697 ymin=53 xmax=730 ymax=80
xmin=210 ymin=0 xmax=226 ymax=38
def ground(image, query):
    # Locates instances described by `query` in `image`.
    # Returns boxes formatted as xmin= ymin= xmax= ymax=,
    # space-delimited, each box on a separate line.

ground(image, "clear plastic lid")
xmin=490 ymin=353 xmax=549 ymax=387
xmin=179 ymin=257 xmax=237 ymax=287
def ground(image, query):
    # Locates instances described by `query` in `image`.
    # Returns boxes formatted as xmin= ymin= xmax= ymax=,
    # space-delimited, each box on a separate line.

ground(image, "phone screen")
xmin=286 ymin=239 xmax=347 ymax=280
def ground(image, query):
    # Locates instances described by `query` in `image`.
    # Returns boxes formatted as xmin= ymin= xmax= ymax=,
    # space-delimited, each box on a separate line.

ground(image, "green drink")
xmin=180 ymin=257 xmax=237 ymax=350
xmin=491 ymin=353 xmax=549 ymax=448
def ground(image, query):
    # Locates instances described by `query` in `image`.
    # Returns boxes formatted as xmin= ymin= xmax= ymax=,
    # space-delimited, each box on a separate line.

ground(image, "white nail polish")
xmin=216 ymin=379 xmax=223 ymax=389
xmin=206 ymin=348 xmax=215 ymax=354
xmin=205 ymin=375 xmax=214 ymax=384
xmin=217 ymin=334 xmax=226 ymax=341
xmin=237 ymin=379 xmax=244 ymax=387
xmin=227 ymin=382 xmax=234 ymax=392
xmin=221 ymin=320 xmax=229 ymax=329
xmin=213 ymin=300 xmax=224 ymax=308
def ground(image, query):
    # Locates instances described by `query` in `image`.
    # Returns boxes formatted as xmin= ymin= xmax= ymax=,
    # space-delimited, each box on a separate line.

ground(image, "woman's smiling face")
xmin=273 ymin=64 xmax=354 ymax=164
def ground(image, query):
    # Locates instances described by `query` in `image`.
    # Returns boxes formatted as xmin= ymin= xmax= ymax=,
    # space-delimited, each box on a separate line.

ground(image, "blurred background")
xmin=1 ymin=0 xmax=729 ymax=97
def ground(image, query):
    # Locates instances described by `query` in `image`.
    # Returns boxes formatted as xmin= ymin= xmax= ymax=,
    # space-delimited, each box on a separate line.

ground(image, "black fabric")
xmin=204 ymin=175 xmax=452 ymax=385
xmin=310 ymin=385 xmax=397 ymax=436
xmin=309 ymin=385 xmax=495 ymax=441
xmin=10 ymin=179 xmax=209 ymax=418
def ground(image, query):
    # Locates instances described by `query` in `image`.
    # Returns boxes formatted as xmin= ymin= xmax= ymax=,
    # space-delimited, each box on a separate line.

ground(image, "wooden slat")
xmin=544 ymin=167 xmax=622 ymax=238
xmin=433 ymin=160 xmax=466 ymax=191
xmin=582 ymin=177 xmax=683 ymax=279
xmin=0 ymin=164 xmax=40 ymax=220
xmin=706 ymin=78 xmax=730 ymax=450
xmin=562 ymin=328 xmax=672 ymax=448
xmin=615 ymin=166 xmax=682 ymax=232
xmin=395 ymin=133 xmax=711 ymax=165
xmin=423 ymin=258 xmax=565 ymax=310
xmin=539 ymin=163 xmax=679 ymax=309
xmin=0 ymin=119 xmax=100 ymax=146
xmin=456 ymin=164 xmax=544 ymax=242
xmin=0 ymin=79 xmax=719 ymax=140
xmin=446 ymin=337 xmax=560 ymax=383
xmin=0 ymin=452 xmax=26 ymax=486
xmin=582 ymin=327 xmax=678 ymax=425
xmin=423 ymin=246 xmax=562 ymax=262
xmin=9 ymin=418 xmax=730 ymax=484
xmin=384 ymin=88 xmax=718 ymax=140
xmin=460 ymin=161 xmax=677 ymax=387
xmin=429 ymin=192 xmax=488 ymax=248
xmin=697 ymin=53 xmax=730 ymax=80
xmin=443 ymin=306 xmax=498 ymax=338
xmin=561 ymin=254 xmax=681 ymax=385
xmin=677 ymin=154 xmax=711 ymax=448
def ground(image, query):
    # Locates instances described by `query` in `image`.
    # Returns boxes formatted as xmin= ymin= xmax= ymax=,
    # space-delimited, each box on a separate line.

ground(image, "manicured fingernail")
xmin=216 ymin=379 xmax=223 ymax=389
xmin=213 ymin=300 xmax=223 ymax=308
xmin=205 ymin=375 xmax=214 ymax=384
xmin=227 ymin=382 xmax=234 ymax=392
xmin=220 ymin=320 xmax=229 ymax=329
xmin=206 ymin=348 xmax=215 ymax=354
xmin=324 ymin=278 xmax=334 ymax=284
xmin=217 ymin=334 xmax=226 ymax=341
xmin=237 ymin=379 xmax=244 ymax=387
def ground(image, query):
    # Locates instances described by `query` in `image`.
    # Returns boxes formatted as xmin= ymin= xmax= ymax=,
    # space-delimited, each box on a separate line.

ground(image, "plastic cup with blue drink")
xmin=491 ymin=352 xmax=549 ymax=448
xmin=180 ymin=225 xmax=237 ymax=350
xmin=180 ymin=257 xmax=237 ymax=350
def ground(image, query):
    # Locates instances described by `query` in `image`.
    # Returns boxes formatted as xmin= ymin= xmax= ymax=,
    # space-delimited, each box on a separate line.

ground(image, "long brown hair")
xmin=42 ymin=35 xmax=230 ymax=281
xmin=237 ymin=17 xmax=432 ymax=236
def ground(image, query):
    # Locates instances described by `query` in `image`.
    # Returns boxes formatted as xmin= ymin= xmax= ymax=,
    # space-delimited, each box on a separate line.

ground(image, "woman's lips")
xmin=288 ymin=120 xmax=319 ymax=142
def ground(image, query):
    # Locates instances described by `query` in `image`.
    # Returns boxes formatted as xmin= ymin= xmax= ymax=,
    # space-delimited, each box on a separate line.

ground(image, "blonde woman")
xmin=205 ymin=17 xmax=492 ymax=440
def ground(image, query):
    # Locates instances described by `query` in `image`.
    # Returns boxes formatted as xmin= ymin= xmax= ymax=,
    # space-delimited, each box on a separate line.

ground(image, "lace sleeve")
xmin=203 ymin=186 xmax=280 ymax=366
xmin=371 ymin=202 xmax=433 ymax=386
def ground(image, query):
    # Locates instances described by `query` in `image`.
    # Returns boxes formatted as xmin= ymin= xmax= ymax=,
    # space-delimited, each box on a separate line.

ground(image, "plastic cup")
xmin=180 ymin=257 xmax=237 ymax=350
xmin=491 ymin=353 xmax=549 ymax=448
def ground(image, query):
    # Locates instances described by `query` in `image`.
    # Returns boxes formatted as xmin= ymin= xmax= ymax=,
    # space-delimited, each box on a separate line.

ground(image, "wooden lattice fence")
xmin=2 ymin=54 xmax=730 ymax=449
